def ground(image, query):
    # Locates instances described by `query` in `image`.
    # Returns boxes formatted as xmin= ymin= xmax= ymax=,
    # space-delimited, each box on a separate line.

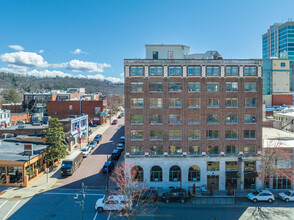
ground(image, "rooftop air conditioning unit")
xmin=183 ymin=152 xmax=187 ymax=156
xmin=202 ymin=152 xmax=206 ymax=156
xmin=18 ymin=125 xmax=25 ymax=129
xmin=164 ymin=152 xmax=168 ymax=156
xmin=220 ymin=152 xmax=225 ymax=156
xmin=144 ymin=152 xmax=149 ymax=156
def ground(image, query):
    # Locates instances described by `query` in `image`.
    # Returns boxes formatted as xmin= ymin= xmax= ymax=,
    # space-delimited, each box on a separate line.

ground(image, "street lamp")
xmin=74 ymin=182 xmax=86 ymax=220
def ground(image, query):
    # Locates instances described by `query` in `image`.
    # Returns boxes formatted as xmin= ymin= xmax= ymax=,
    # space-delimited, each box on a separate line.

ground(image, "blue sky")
xmin=0 ymin=0 xmax=294 ymax=83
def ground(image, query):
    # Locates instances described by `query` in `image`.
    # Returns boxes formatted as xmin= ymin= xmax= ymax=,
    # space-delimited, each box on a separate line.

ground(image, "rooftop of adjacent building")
xmin=1 ymin=123 xmax=48 ymax=130
xmin=60 ymin=114 xmax=88 ymax=122
xmin=263 ymin=127 xmax=294 ymax=148
xmin=0 ymin=139 xmax=47 ymax=161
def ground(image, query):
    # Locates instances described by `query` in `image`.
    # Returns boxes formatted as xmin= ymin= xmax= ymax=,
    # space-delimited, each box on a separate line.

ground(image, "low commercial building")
xmin=2 ymin=103 xmax=24 ymax=113
xmin=0 ymin=139 xmax=48 ymax=187
xmin=273 ymin=108 xmax=294 ymax=132
xmin=0 ymin=123 xmax=48 ymax=136
xmin=263 ymin=127 xmax=294 ymax=190
xmin=0 ymin=109 xmax=11 ymax=128
xmin=48 ymin=100 xmax=107 ymax=125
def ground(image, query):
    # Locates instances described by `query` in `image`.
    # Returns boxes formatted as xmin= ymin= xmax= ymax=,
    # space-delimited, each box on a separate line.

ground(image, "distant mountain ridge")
xmin=0 ymin=72 xmax=124 ymax=96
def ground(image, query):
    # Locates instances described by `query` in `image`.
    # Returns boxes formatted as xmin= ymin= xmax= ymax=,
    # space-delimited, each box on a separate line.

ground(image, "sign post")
xmin=24 ymin=144 xmax=33 ymax=179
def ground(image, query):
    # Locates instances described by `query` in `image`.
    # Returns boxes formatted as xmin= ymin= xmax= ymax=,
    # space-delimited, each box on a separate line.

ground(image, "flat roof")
xmin=263 ymin=127 xmax=294 ymax=148
xmin=0 ymin=140 xmax=48 ymax=162
xmin=2 ymin=123 xmax=48 ymax=130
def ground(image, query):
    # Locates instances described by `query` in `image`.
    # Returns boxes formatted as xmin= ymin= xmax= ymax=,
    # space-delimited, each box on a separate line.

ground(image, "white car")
xmin=95 ymin=195 xmax=133 ymax=213
xmin=247 ymin=190 xmax=275 ymax=203
xmin=278 ymin=190 xmax=294 ymax=202
xmin=81 ymin=147 xmax=91 ymax=157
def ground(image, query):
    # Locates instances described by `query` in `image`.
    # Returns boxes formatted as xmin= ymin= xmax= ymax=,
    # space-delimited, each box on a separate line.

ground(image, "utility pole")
xmin=106 ymin=155 xmax=109 ymax=192
xmin=74 ymin=182 xmax=85 ymax=220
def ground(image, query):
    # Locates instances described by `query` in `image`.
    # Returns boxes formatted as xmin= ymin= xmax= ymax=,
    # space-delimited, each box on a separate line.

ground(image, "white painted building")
xmin=0 ymin=109 xmax=11 ymax=128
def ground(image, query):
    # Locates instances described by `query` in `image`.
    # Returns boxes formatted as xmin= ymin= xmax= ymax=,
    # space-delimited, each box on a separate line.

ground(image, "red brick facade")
xmin=272 ymin=94 xmax=293 ymax=106
xmin=2 ymin=104 xmax=24 ymax=113
xmin=47 ymin=100 xmax=107 ymax=123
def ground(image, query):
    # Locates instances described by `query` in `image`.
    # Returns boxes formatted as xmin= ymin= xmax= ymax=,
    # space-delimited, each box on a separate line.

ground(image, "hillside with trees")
xmin=0 ymin=72 xmax=124 ymax=96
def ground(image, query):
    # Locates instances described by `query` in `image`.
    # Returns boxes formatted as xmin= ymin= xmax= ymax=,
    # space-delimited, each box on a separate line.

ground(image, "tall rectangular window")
xmin=207 ymin=114 xmax=219 ymax=124
xmin=206 ymin=130 xmax=219 ymax=139
xmin=169 ymin=114 xmax=182 ymax=124
xmin=188 ymin=82 xmax=201 ymax=92
xmin=207 ymin=98 xmax=219 ymax=108
xmin=150 ymin=98 xmax=163 ymax=108
xmin=244 ymin=130 xmax=256 ymax=139
xmin=149 ymin=82 xmax=163 ymax=92
xmin=244 ymin=82 xmax=257 ymax=92
xmin=130 ymin=130 xmax=144 ymax=140
xmin=150 ymin=66 xmax=163 ymax=76
xmin=169 ymin=98 xmax=182 ymax=108
xmin=225 ymin=66 xmax=239 ymax=76
xmin=130 ymin=114 xmax=144 ymax=124
xmin=130 ymin=146 xmax=144 ymax=155
xmin=207 ymin=66 xmax=220 ymax=76
xmin=188 ymin=130 xmax=201 ymax=140
xmin=226 ymin=161 xmax=238 ymax=170
xmin=169 ymin=130 xmax=182 ymax=140
xmin=131 ymin=98 xmax=144 ymax=108
xmin=225 ymin=98 xmax=238 ymax=108
xmin=152 ymin=51 xmax=158 ymax=59
xmin=150 ymin=130 xmax=163 ymax=140
xmin=130 ymin=66 xmax=144 ymax=76
xmin=169 ymin=82 xmax=182 ymax=92
xmin=168 ymin=66 xmax=182 ymax=76
xmin=207 ymin=161 xmax=220 ymax=170
xmin=226 ymin=82 xmax=238 ymax=91
xmin=244 ymin=114 xmax=256 ymax=124
xmin=207 ymin=82 xmax=219 ymax=92
xmin=188 ymin=66 xmax=201 ymax=76
xmin=188 ymin=114 xmax=201 ymax=124
xmin=225 ymin=130 xmax=238 ymax=139
xmin=149 ymin=146 xmax=163 ymax=155
xmin=226 ymin=145 xmax=238 ymax=154
xmin=244 ymin=98 xmax=256 ymax=107
xmin=244 ymin=66 xmax=257 ymax=76
xmin=188 ymin=146 xmax=201 ymax=155
xmin=188 ymin=98 xmax=201 ymax=108
xmin=149 ymin=114 xmax=163 ymax=124
xmin=131 ymin=82 xmax=144 ymax=92
xmin=225 ymin=114 xmax=238 ymax=124
xmin=169 ymin=146 xmax=182 ymax=155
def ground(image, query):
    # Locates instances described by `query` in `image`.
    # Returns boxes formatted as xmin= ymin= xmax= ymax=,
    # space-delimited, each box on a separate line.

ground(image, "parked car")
xmin=247 ymin=190 xmax=275 ymax=203
xmin=93 ymin=134 xmax=102 ymax=143
xmin=117 ymin=143 xmax=124 ymax=151
xmin=88 ymin=141 xmax=97 ymax=150
xmin=133 ymin=189 xmax=158 ymax=203
xmin=81 ymin=146 xmax=91 ymax=158
xmin=102 ymin=161 xmax=114 ymax=173
xmin=119 ymin=136 xmax=125 ymax=144
xmin=278 ymin=190 xmax=294 ymax=202
xmin=118 ymin=115 xmax=122 ymax=119
xmin=95 ymin=195 xmax=133 ymax=213
xmin=111 ymin=149 xmax=121 ymax=160
xmin=112 ymin=119 xmax=118 ymax=125
xmin=162 ymin=189 xmax=188 ymax=203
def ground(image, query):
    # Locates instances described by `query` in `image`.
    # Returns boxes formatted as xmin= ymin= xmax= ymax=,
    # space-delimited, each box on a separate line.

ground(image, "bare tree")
xmin=259 ymin=139 xmax=294 ymax=189
xmin=108 ymin=161 xmax=157 ymax=220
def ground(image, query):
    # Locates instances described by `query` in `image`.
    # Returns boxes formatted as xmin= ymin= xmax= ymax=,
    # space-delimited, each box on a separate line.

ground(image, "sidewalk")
xmin=0 ymin=118 xmax=117 ymax=200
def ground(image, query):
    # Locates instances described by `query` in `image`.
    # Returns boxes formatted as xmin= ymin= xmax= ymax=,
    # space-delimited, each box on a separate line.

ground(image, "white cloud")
xmin=0 ymin=51 xmax=49 ymax=68
xmin=86 ymin=74 xmax=123 ymax=83
xmin=39 ymin=49 xmax=45 ymax=54
xmin=54 ymin=59 xmax=111 ymax=73
xmin=71 ymin=48 xmax=87 ymax=55
xmin=8 ymin=45 xmax=24 ymax=51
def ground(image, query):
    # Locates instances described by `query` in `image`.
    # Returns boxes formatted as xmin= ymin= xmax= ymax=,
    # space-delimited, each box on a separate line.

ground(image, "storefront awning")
xmin=244 ymin=171 xmax=258 ymax=178
xmin=65 ymin=133 xmax=75 ymax=143
xmin=226 ymin=171 xmax=238 ymax=178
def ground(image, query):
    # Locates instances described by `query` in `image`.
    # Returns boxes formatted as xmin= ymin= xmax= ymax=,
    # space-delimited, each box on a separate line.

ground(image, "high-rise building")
xmin=262 ymin=22 xmax=294 ymax=90
xmin=124 ymin=45 xmax=263 ymax=191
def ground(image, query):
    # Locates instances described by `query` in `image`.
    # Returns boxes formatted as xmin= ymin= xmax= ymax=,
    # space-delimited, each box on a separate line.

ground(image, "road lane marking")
xmin=44 ymin=192 xmax=104 ymax=196
xmin=107 ymin=213 xmax=111 ymax=220
xmin=0 ymin=200 xmax=8 ymax=209
xmin=3 ymin=200 xmax=20 ymax=220
xmin=93 ymin=211 xmax=98 ymax=220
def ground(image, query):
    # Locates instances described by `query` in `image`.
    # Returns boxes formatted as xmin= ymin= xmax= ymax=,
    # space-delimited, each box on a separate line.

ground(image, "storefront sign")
xmin=24 ymin=144 xmax=33 ymax=156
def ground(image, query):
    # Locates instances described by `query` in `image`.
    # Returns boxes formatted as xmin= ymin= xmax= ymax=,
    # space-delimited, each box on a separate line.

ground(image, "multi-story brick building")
xmin=124 ymin=45 xmax=263 ymax=191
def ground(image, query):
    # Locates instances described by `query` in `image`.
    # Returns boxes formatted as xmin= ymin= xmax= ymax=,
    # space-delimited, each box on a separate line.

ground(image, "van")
xmin=61 ymin=151 xmax=83 ymax=176
xmin=95 ymin=195 xmax=133 ymax=213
